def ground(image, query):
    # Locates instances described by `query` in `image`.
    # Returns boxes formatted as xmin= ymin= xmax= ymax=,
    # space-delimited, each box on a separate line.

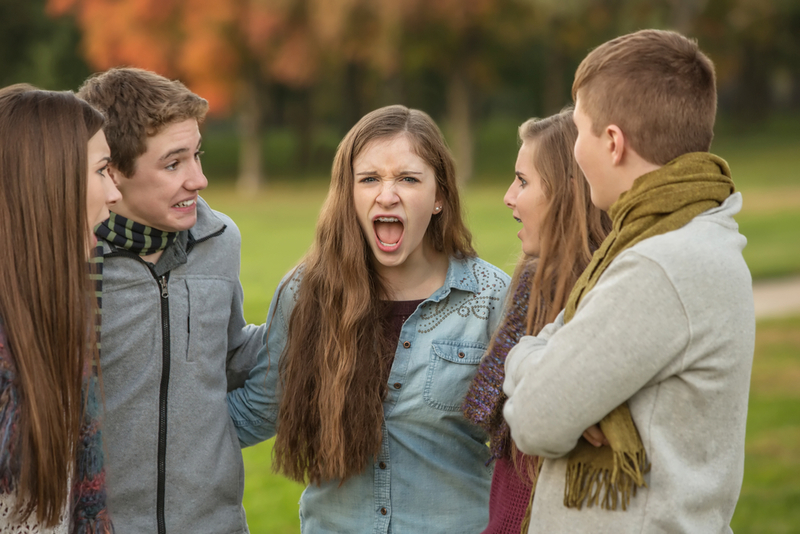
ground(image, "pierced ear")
xmin=433 ymin=202 xmax=443 ymax=214
xmin=606 ymin=125 xmax=625 ymax=166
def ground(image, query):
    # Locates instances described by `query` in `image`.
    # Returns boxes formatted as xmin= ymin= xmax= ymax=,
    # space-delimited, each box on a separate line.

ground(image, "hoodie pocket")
xmin=185 ymin=277 xmax=234 ymax=363
xmin=424 ymin=340 xmax=486 ymax=411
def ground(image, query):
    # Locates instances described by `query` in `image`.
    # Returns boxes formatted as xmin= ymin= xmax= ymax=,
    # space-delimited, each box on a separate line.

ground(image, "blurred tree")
xmin=402 ymin=0 xmax=532 ymax=182
xmin=695 ymin=0 xmax=800 ymax=120
xmin=48 ymin=0 xmax=320 ymax=192
xmin=0 ymin=0 xmax=89 ymax=90
xmin=307 ymin=0 xmax=532 ymax=183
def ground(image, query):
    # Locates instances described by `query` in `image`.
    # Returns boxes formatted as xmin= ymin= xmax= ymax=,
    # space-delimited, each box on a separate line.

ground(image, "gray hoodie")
xmin=98 ymin=198 xmax=263 ymax=533
xmin=504 ymin=193 xmax=755 ymax=534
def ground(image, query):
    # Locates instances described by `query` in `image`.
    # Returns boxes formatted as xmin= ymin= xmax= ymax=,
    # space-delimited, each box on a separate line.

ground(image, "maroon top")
xmin=483 ymin=453 xmax=534 ymax=533
xmin=382 ymin=299 xmax=424 ymax=384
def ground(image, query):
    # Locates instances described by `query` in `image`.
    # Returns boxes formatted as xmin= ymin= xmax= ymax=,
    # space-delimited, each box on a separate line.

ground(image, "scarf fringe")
xmin=564 ymin=449 xmax=648 ymax=511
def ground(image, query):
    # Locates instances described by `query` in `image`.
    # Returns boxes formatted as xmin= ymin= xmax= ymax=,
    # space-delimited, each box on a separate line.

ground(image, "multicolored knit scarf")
xmin=463 ymin=264 xmax=535 ymax=461
xmin=558 ymin=152 xmax=735 ymax=511
xmin=95 ymin=212 xmax=177 ymax=256
xmin=0 ymin=247 xmax=114 ymax=532
xmin=72 ymin=245 xmax=113 ymax=532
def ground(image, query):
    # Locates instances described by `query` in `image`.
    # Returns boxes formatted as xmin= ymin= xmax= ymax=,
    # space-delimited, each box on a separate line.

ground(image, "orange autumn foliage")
xmin=48 ymin=0 xmax=318 ymax=114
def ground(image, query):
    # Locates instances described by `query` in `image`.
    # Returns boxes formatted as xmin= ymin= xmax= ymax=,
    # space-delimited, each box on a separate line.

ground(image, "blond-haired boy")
xmin=503 ymin=29 xmax=755 ymax=533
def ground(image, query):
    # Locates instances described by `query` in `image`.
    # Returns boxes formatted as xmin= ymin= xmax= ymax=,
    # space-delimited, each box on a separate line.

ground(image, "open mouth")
xmin=172 ymin=199 xmax=196 ymax=208
xmin=373 ymin=216 xmax=404 ymax=251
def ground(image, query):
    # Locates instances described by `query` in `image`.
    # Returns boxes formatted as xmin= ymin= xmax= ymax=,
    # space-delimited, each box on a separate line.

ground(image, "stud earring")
xmin=435 ymin=206 xmax=442 ymax=212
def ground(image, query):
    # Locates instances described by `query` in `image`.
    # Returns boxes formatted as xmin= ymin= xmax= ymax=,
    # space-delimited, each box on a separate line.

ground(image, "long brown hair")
xmin=0 ymin=85 xmax=104 ymax=525
xmin=504 ymin=108 xmax=611 ymax=478
xmin=273 ymin=105 xmax=475 ymax=485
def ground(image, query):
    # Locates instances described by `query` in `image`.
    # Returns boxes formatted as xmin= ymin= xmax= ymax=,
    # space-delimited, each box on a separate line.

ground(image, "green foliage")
xmin=0 ymin=0 xmax=90 ymax=90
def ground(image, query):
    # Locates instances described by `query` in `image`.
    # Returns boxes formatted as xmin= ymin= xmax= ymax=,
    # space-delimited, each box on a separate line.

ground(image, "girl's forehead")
xmin=354 ymin=136 xmax=430 ymax=172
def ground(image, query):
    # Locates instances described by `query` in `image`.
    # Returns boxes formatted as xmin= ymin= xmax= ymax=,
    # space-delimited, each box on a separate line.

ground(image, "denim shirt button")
xmin=458 ymin=351 xmax=465 ymax=358
xmin=402 ymin=341 xmax=411 ymax=349
xmin=380 ymin=508 xmax=388 ymax=515
xmin=379 ymin=462 xmax=387 ymax=469
xmin=393 ymin=383 xmax=402 ymax=389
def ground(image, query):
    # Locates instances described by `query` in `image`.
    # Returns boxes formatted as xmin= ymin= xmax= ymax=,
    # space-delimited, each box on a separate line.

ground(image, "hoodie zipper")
xmin=156 ymin=273 xmax=170 ymax=534
xmin=107 ymin=250 xmax=171 ymax=534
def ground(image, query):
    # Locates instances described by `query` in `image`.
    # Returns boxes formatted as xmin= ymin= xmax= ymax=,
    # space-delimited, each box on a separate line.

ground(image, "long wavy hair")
xmin=273 ymin=105 xmax=475 ymax=485
xmin=506 ymin=107 xmax=611 ymax=478
xmin=0 ymin=85 xmax=104 ymax=525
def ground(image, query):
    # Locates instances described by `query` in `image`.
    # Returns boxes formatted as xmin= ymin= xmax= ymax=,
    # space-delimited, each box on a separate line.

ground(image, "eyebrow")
xmin=515 ymin=171 xmax=525 ymax=178
xmin=355 ymin=170 xmax=424 ymax=176
xmin=96 ymin=156 xmax=111 ymax=165
xmin=159 ymin=138 xmax=202 ymax=162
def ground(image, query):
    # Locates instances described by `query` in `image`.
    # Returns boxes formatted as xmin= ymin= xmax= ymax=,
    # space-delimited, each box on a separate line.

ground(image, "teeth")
xmin=375 ymin=217 xmax=400 ymax=223
xmin=174 ymin=199 xmax=195 ymax=208
xmin=379 ymin=239 xmax=399 ymax=247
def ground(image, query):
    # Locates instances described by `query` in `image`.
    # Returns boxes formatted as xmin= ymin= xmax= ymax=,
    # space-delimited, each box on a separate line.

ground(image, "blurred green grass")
xmin=202 ymin=119 xmax=800 ymax=532
xmin=731 ymin=316 xmax=800 ymax=533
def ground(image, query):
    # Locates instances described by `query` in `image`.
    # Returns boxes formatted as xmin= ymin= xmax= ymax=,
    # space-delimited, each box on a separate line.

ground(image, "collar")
xmin=99 ymin=196 xmax=226 ymax=276
xmin=427 ymin=256 xmax=482 ymax=302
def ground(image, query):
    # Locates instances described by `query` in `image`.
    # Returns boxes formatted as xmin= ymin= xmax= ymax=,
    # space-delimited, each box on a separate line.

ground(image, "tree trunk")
xmin=542 ymin=43 xmax=565 ymax=115
xmin=295 ymin=88 xmax=312 ymax=172
xmin=237 ymin=79 xmax=263 ymax=195
xmin=447 ymin=70 xmax=473 ymax=184
xmin=343 ymin=61 xmax=364 ymax=132
xmin=668 ymin=0 xmax=708 ymax=34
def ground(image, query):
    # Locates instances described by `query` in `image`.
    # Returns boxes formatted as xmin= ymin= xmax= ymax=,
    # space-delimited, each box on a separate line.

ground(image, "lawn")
xmin=201 ymin=121 xmax=800 ymax=532
xmin=202 ymin=188 xmax=799 ymax=533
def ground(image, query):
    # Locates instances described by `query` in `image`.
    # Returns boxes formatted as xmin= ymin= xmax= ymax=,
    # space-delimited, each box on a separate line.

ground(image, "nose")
xmin=375 ymin=181 xmax=399 ymax=207
xmin=104 ymin=174 xmax=122 ymax=207
xmin=504 ymin=180 xmax=518 ymax=209
xmin=186 ymin=159 xmax=209 ymax=192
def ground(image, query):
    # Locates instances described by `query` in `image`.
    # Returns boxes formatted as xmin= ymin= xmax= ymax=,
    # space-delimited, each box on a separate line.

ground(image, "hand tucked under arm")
xmin=503 ymin=251 xmax=690 ymax=458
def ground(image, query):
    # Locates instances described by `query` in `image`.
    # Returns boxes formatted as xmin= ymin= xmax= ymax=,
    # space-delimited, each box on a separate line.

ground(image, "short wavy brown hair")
xmin=77 ymin=67 xmax=208 ymax=177
xmin=572 ymin=29 xmax=717 ymax=165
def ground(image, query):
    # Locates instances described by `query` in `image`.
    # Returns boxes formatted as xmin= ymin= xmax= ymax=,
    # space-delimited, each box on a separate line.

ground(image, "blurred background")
xmin=3 ymin=0 xmax=798 ymax=531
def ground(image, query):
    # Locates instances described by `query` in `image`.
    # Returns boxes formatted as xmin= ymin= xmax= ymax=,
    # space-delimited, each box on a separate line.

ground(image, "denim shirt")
xmin=228 ymin=256 xmax=510 ymax=533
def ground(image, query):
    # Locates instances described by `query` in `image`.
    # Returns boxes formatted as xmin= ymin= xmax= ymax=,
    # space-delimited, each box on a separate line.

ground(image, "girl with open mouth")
xmin=462 ymin=108 xmax=611 ymax=533
xmin=228 ymin=104 xmax=511 ymax=532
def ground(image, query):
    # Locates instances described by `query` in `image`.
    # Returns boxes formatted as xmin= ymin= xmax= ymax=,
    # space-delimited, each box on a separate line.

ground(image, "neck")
xmin=376 ymin=243 xmax=449 ymax=301
xmin=142 ymin=250 xmax=164 ymax=264
xmin=612 ymin=157 xmax=662 ymax=205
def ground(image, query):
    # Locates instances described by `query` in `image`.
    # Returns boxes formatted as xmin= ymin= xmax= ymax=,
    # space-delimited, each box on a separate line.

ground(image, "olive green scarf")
xmin=522 ymin=153 xmax=735 ymax=525
xmin=561 ymin=152 xmax=734 ymax=511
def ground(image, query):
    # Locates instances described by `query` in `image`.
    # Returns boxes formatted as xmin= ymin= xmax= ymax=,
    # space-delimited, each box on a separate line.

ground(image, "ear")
xmin=605 ymin=125 xmax=626 ymax=166
xmin=432 ymin=190 xmax=443 ymax=215
xmin=107 ymin=164 xmax=124 ymax=187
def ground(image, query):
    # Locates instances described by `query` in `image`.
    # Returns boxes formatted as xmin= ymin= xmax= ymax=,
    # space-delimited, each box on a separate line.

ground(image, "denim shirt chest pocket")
xmin=424 ymin=340 xmax=486 ymax=411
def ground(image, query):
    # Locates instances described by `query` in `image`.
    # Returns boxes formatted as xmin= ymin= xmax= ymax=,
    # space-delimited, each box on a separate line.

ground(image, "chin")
xmin=521 ymin=244 xmax=540 ymax=257
xmin=167 ymin=217 xmax=197 ymax=233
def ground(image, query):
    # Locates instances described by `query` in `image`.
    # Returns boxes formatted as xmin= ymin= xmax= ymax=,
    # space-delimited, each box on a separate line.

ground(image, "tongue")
xmin=374 ymin=221 xmax=403 ymax=244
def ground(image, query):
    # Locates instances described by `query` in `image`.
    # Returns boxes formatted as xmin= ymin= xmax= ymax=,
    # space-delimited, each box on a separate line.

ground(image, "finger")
xmin=584 ymin=425 xmax=608 ymax=447
xmin=583 ymin=429 xmax=602 ymax=447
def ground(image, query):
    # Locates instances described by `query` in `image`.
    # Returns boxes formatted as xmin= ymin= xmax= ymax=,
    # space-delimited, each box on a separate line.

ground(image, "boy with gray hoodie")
xmin=79 ymin=68 xmax=263 ymax=534
xmin=503 ymin=29 xmax=755 ymax=534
